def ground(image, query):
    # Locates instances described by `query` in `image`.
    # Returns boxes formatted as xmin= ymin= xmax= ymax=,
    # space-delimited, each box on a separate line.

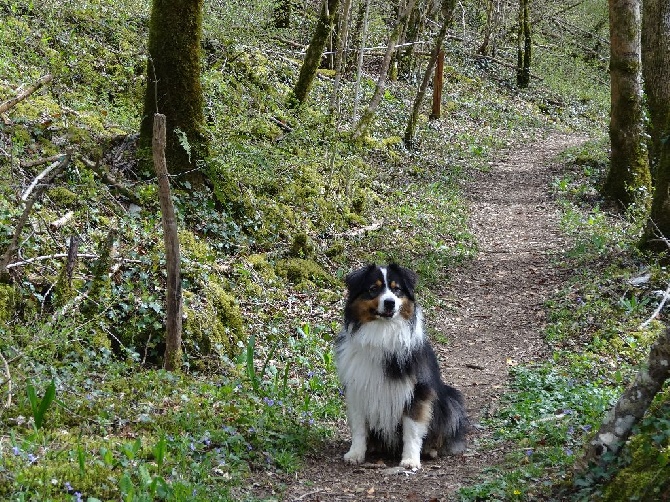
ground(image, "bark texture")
xmin=602 ymin=0 xmax=651 ymax=207
xmin=642 ymin=0 xmax=670 ymax=175
xmin=581 ymin=326 xmax=670 ymax=466
xmin=140 ymin=0 xmax=207 ymax=187
xmin=291 ymin=0 xmax=340 ymax=106
xmin=153 ymin=114 xmax=183 ymax=372
xmin=641 ymin=0 xmax=670 ymax=249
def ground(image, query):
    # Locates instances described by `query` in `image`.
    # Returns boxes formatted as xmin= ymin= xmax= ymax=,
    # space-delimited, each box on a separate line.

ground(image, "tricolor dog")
xmin=335 ymin=264 xmax=467 ymax=469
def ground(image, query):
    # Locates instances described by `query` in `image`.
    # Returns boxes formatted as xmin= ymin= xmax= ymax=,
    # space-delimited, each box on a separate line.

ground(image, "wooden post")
xmin=430 ymin=50 xmax=444 ymax=120
xmin=152 ymin=113 xmax=183 ymax=371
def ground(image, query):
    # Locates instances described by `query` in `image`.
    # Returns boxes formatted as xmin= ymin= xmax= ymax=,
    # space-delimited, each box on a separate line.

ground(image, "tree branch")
xmin=0 ymin=74 xmax=54 ymax=114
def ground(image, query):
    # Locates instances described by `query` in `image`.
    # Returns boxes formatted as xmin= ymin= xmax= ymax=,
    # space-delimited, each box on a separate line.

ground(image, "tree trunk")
xmin=153 ymin=114 xmax=183 ymax=372
xmin=139 ymin=0 xmax=207 ymax=188
xmin=329 ymin=0 xmax=353 ymax=115
xmin=602 ymin=0 xmax=651 ymax=208
xmin=274 ymin=0 xmax=292 ymax=28
xmin=641 ymin=0 xmax=670 ymax=177
xmin=353 ymin=0 xmax=418 ymax=140
xmin=516 ymin=0 xmax=531 ymax=88
xmin=403 ymin=0 xmax=455 ymax=149
xmin=352 ymin=0 xmax=371 ymax=122
xmin=640 ymin=0 xmax=670 ymax=250
xmin=291 ymin=0 xmax=340 ymax=106
xmin=579 ymin=325 xmax=670 ymax=468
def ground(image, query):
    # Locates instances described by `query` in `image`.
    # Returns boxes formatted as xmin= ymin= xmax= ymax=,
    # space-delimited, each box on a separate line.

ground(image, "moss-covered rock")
xmin=275 ymin=258 xmax=332 ymax=288
xmin=47 ymin=186 xmax=78 ymax=207
xmin=289 ymin=232 xmax=315 ymax=258
xmin=184 ymin=283 xmax=245 ymax=358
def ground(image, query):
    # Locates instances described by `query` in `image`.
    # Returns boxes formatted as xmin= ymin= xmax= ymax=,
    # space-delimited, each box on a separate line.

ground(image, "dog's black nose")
xmin=383 ymin=299 xmax=396 ymax=312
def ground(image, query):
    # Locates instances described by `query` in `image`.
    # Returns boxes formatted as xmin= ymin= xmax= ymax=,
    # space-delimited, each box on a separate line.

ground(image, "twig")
xmin=639 ymin=283 xmax=670 ymax=329
xmin=20 ymin=154 xmax=65 ymax=169
xmin=0 ymin=350 xmax=11 ymax=411
xmin=0 ymin=74 xmax=53 ymax=114
xmin=6 ymin=253 xmax=97 ymax=269
xmin=81 ymin=156 xmax=142 ymax=205
xmin=21 ymin=155 xmax=68 ymax=201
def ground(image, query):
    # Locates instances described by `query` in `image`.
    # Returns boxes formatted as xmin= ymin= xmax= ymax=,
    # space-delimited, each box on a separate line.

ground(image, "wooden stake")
xmin=430 ymin=49 xmax=445 ymax=120
xmin=152 ymin=114 xmax=183 ymax=371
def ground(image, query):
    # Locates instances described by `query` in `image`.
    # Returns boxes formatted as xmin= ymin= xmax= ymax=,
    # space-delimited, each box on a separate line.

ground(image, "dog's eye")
xmin=368 ymin=285 xmax=379 ymax=294
xmin=392 ymin=286 xmax=402 ymax=294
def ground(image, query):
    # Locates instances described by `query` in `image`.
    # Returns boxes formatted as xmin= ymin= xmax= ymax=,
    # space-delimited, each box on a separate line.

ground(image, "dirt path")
xmin=275 ymin=133 xmax=587 ymax=501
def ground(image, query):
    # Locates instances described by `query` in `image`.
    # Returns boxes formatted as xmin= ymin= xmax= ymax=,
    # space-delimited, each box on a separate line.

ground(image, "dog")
xmin=335 ymin=263 xmax=467 ymax=469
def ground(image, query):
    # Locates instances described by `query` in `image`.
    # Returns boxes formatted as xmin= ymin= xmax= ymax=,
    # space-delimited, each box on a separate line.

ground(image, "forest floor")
xmin=245 ymin=132 xmax=588 ymax=501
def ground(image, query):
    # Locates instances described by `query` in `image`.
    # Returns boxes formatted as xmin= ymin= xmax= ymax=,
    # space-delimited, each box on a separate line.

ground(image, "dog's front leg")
xmin=400 ymin=415 xmax=428 ymax=469
xmin=343 ymin=404 xmax=367 ymax=464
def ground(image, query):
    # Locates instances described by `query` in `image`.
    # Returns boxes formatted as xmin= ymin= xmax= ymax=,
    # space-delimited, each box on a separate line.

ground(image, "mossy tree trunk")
xmin=273 ymin=0 xmax=293 ymax=28
xmin=403 ymin=0 xmax=456 ymax=149
xmin=139 ymin=0 xmax=207 ymax=188
xmin=329 ymin=0 xmax=353 ymax=115
xmin=642 ymin=0 xmax=670 ymax=178
xmin=353 ymin=0 xmax=418 ymax=140
xmin=291 ymin=0 xmax=340 ymax=106
xmin=640 ymin=0 xmax=670 ymax=249
xmin=579 ymin=325 xmax=670 ymax=469
xmin=516 ymin=0 xmax=531 ymax=88
xmin=602 ymin=0 xmax=651 ymax=208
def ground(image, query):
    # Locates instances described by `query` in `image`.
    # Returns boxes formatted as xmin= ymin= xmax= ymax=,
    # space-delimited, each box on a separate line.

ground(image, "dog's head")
xmin=344 ymin=264 xmax=418 ymax=325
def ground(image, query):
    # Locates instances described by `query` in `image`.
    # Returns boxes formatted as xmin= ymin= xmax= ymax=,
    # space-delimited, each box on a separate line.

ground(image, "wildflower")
xmin=263 ymin=397 xmax=275 ymax=407
xmin=75 ymin=492 xmax=83 ymax=502
xmin=525 ymin=449 xmax=533 ymax=456
xmin=64 ymin=481 xmax=73 ymax=492
xmin=565 ymin=448 xmax=573 ymax=456
xmin=11 ymin=446 xmax=20 ymax=455
xmin=27 ymin=453 xmax=37 ymax=464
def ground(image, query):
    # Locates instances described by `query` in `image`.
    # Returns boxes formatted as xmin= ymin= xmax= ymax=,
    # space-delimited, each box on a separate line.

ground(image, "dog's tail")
xmin=433 ymin=383 xmax=469 ymax=455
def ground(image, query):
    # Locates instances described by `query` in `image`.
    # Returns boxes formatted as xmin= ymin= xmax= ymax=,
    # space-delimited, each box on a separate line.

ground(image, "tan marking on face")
xmin=350 ymin=297 xmax=380 ymax=324
xmin=399 ymin=297 xmax=415 ymax=320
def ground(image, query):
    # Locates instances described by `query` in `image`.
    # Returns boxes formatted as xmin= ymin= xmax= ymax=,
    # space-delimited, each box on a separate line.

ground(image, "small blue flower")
xmin=11 ymin=446 xmax=20 ymax=455
xmin=525 ymin=449 xmax=533 ymax=456
xmin=75 ymin=492 xmax=83 ymax=502
xmin=565 ymin=448 xmax=573 ymax=456
xmin=64 ymin=481 xmax=73 ymax=492
xmin=27 ymin=453 xmax=37 ymax=464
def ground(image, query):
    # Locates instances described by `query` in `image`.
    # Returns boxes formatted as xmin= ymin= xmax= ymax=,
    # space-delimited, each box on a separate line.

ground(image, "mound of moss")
xmin=183 ymin=282 xmax=245 ymax=358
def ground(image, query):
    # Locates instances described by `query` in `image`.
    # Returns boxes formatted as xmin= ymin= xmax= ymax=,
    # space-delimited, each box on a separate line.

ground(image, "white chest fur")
xmin=336 ymin=313 xmax=424 ymax=444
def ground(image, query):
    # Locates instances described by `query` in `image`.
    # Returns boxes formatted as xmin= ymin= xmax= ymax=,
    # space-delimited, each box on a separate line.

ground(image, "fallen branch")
xmin=21 ymin=155 xmax=68 ymax=201
xmin=81 ymin=156 xmax=142 ymax=205
xmin=0 ymin=154 xmax=70 ymax=281
xmin=6 ymin=253 xmax=98 ymax=270
xmin=0 ymin=74 xmax=54 ymax=114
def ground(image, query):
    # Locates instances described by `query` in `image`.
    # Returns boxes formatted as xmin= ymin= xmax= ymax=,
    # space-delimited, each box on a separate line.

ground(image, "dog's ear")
xmin=388 ymin=263 xmax=418 ymax=298
xmin=345 ymin=264 xmax=376 ymax=295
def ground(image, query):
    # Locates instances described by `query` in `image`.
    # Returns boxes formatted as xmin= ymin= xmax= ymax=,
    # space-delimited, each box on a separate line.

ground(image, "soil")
xmin=249 ymin=133 xmax=588 ymax=501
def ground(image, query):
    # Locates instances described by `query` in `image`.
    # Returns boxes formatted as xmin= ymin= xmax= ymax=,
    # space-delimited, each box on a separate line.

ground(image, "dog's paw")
xmin=400 ymin=457 xmax=421 ymax=470
xmin=343 ymin=448 xmax=365 ymax=465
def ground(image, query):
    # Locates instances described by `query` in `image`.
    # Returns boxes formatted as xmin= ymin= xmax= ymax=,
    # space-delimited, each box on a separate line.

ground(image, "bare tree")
xmin=516 ymin=0 xmax=531 ymax=87
xmin=291 ymin=0 xmax=340 ymax=106
xmin=353 ymin=0 xmax=419 ymax=139
xmin=404 ymin=0 xmax=456 ymax=148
